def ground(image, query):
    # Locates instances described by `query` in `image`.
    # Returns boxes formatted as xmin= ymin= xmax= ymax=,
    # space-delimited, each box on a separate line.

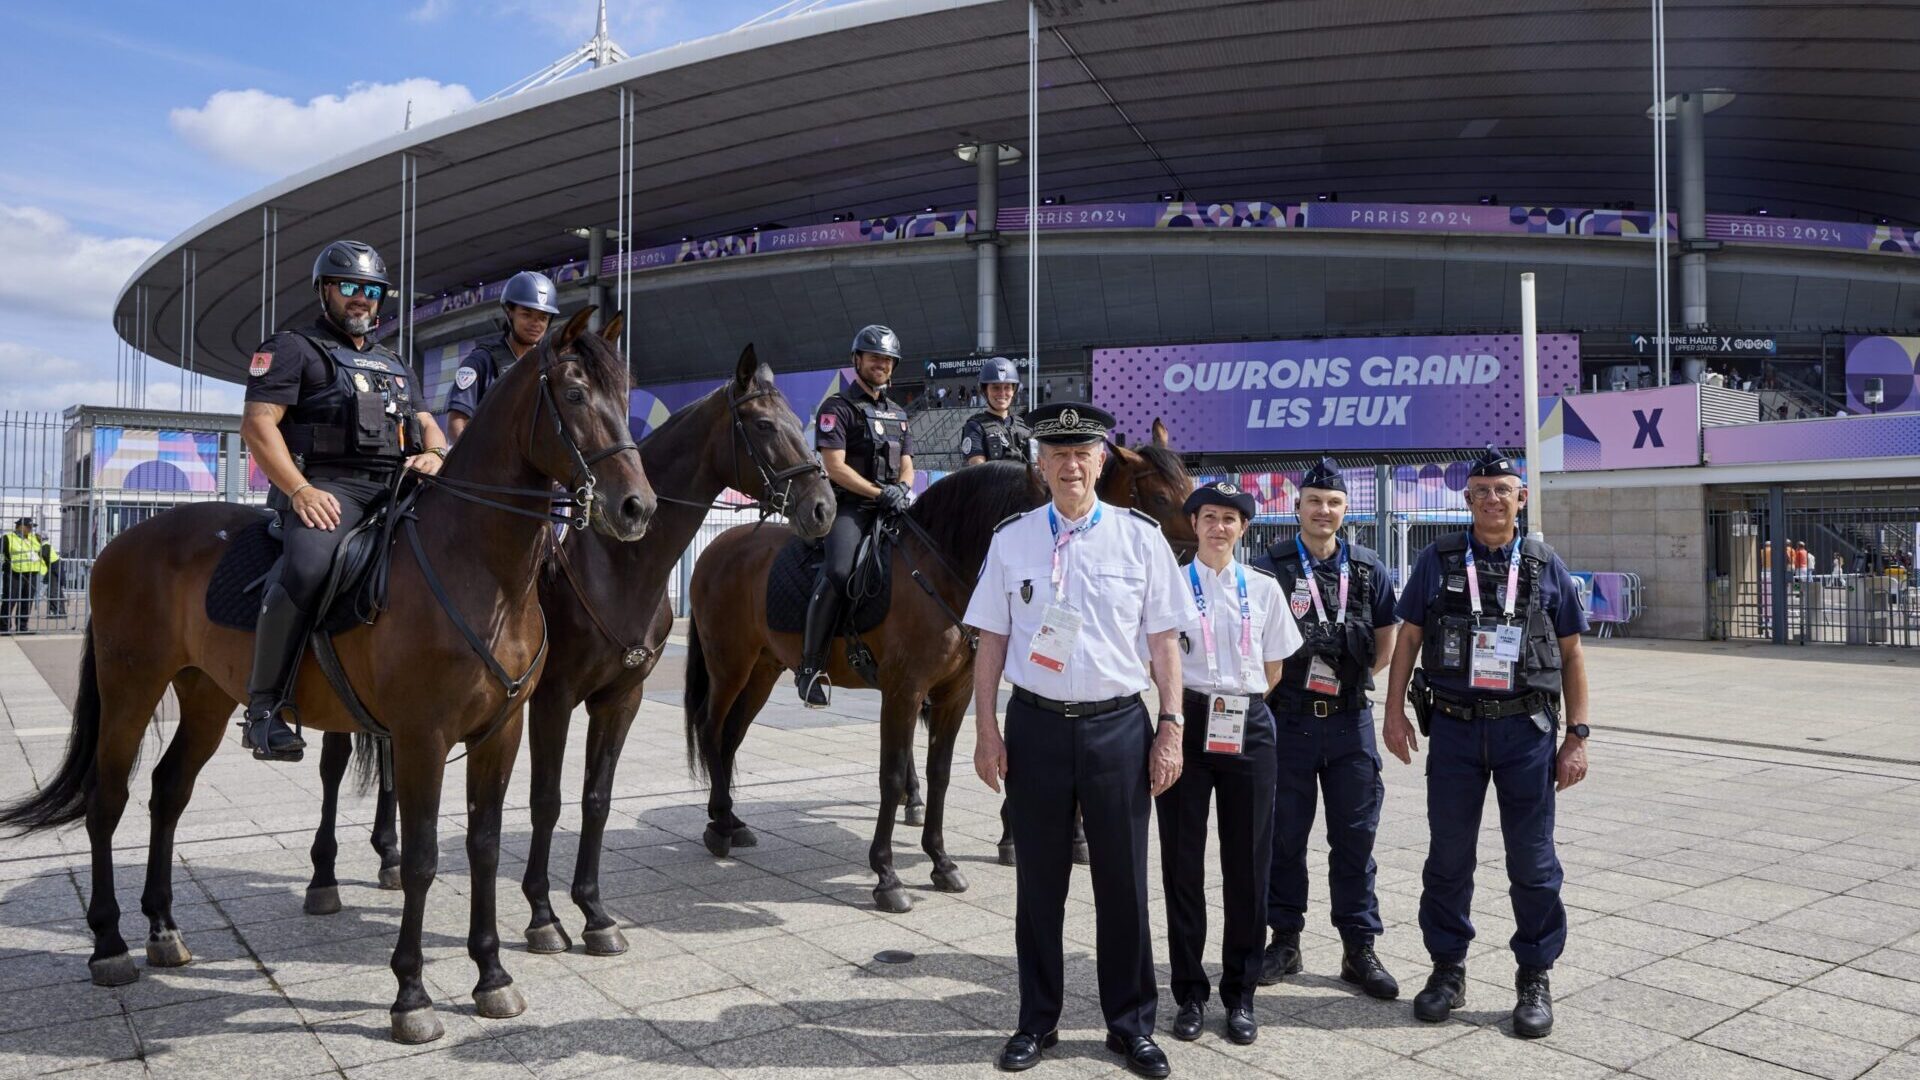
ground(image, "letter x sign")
xmin=1632 ymin=408 xmax=1665 ymax=449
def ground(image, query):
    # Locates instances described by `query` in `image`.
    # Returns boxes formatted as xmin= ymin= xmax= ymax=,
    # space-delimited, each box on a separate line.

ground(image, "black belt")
xmin=1182 ymin=688 xmax=1258 ymax=712
xmin=1430 ymin=688 xmax=1553 ymax=721
xmin=1268 ymin=686 xmax=1371 ymax=719
xmin=1011 ymin=686 xmax=1137 ymax=719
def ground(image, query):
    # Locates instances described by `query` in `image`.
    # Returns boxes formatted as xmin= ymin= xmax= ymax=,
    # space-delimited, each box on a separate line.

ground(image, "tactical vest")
xmin=1269 ymin=541 xmax=1379 ymax=701
xmin=1420 ymin=532 xmax=1563 ymax=696
xmin=837 ymin=385 xmax=908 ymax=491
xmin=967 ymin=410 xmax=1032 ymax=463
xmin=280 ymin=334 xmax=418 ymax=470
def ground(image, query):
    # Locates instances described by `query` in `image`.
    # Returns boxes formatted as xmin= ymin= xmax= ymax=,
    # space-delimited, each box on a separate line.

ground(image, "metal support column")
xmin=974 ymin=145 xmax=1000 ymax=355
xmin=1769 ymin=483 xmax=1789 ymax=645
xmin=588 ymin=226 xmax=607 ymax=330
xmin=1677 ymin=90 xmax=1708 ymax=330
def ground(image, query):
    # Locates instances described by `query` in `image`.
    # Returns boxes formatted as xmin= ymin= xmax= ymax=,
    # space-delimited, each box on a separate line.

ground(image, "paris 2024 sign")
xmin=1093 ymin=334 xmax=1580 ymax=453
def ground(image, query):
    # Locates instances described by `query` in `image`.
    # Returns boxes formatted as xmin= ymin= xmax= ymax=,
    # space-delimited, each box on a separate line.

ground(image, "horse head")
xmin=534 ymin=307 xmax=655 ymax=541
xmin=1101 ymin=417 xmax=1197 ymax=559
xmin=726 ymin=344 xmax=833 ymax=540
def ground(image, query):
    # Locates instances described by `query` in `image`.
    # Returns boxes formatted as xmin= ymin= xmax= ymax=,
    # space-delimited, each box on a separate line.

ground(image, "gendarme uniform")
xmin=444 ymin=271 xmax=559 ymax=430
xmin=1249 ymin=458 xmax=1400 ymax=998
xmin=1158 ymin=482 xmax=1301 ymax=1042
xmin=1396 ymin=448 xmax=1588 ymax=1030
xmin=963 ymin=402 xmax=1193 ymax=1066
xmin=959 ymin=355 xmax=1033 ymax=464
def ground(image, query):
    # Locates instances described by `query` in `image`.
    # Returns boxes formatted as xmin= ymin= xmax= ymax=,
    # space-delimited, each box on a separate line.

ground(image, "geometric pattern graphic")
xmin=1844 ymin=335 xmax=1920 ymax=414
xmin=1705 ymin=410 xmax=1920 ymax=465
xmin=91 ymin=427 xmax=220 ymax=491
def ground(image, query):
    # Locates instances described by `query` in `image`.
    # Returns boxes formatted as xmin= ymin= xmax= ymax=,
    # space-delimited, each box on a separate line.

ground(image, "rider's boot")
xmin=241 ymin=583 xmax=311 ymax=762
xmin=795 ymin=576 xmax=838 ymax=709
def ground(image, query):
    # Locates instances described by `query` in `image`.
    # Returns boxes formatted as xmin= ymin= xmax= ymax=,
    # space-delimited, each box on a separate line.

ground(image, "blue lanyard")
xmin=1188 ymin=561 xmax=1252 ymax=682
xmin=1294 ymin=536 xmax=1349 ymax=625
xmin=1463 ymin=532 xmax=1523 ymax=622
xmin=1046 ymin=504 xmax=1102 ymax=600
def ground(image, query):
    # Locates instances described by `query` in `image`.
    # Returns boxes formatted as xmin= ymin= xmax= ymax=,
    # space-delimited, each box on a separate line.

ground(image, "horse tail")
xmin=0 ymin=623 xmax=101 ymax=832
xmin=682 ymin=615 xmax=714 ymax=781
xmin=350 ymin=732 xmax=383 ymax=797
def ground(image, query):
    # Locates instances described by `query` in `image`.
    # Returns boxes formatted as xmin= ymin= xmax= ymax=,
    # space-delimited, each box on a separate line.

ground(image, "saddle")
xmin=205 ymin=485 xmax=418 ymax=636
xmin=765 ymin=521 xmax=895 ymax=637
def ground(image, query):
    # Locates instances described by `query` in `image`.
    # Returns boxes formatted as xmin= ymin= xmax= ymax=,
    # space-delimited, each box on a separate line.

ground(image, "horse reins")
xmin=641 ymin=384 xmax=825 ymax=521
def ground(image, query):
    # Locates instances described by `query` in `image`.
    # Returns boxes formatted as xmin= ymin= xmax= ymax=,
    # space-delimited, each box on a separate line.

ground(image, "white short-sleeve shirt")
xmin=964 ymin=500 xmax=1195 ymax=702
xmin=1175 ymin=559 xmax=1303 ymax=696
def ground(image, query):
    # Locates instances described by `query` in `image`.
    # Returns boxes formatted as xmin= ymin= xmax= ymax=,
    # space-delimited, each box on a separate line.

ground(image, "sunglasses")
xmin=331 ymin=281 xmax=387 ymax=301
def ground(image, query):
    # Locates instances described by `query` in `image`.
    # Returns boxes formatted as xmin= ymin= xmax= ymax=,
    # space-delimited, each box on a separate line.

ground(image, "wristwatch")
xmin=1567 ymin=723 xmax=1591 ymax=739
xmin=1157 ymin=713 xmax=1183 ymax=730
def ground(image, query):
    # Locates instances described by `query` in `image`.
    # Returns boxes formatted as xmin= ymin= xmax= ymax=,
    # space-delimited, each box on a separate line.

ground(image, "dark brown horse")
xmin=0 ymin=308 xmax=652 ymax=1044
xmin=681 ymin=426 xmax=1194 ymax=912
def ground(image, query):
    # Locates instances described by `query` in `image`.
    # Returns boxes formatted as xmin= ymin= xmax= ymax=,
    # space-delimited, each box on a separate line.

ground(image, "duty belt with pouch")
xmin=1269 ymin=684 xmax=1370 ymax=719
xmin=1429 ymin=684 xmax=1557 ymax=731
xmin=1407 ymin=669 xmax=1435 ymax=737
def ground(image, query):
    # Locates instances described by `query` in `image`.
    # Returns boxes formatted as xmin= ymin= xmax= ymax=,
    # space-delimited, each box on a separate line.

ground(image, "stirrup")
xmin=239 ymin=703 xmax=306 ymax=762
xmin=797 ymin=669 xmax=832 ymax=709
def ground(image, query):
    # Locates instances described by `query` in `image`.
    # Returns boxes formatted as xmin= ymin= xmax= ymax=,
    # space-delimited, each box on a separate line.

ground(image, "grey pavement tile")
xmin=1855 ymin=949 xmax=1920 ymax=985
xmin=690 ymin=1021 xmax=884 ymax=1078
xmin=1415 ymin=1026 xmax=1616 ymax=1080
xmin=1862 ymin=1054 xmax=1920 ymax=1080
xmin=1753 ymin=987 xmax=1920 ymax=1049
xmin=1207 ymin=1020 xmax=1396 ymax=1080
xmin=1534 ymin=1004 xmax=1683 ymax=1071
xmin=1698 ymin=1012 xmax=1890 ymax=1080
xmin=498 ymin=1015 xmax=681 ymax=1080
xmin=1623 ymin=956 xmax=1791 ymax=1010
xmin=1732 ymin=923 xmax=1881 ymax=966
xmin=1563 ymin=977 xmax=1742 ymax=1038
xmin=582 ymin=951 xmax=741 ymax=1011
xmin=1632 ymin=1039 xmax=1836 ymax=1080
xmin=1297 ymin=992 xmax=1477 ymax=1056
xmin=344 ymin=1037 xmax=538 ymax=1080
xmin=0 ymin=1014 xmax=140 ymax=1080
xmin=131 ymin=995 xmax=337 ymax=1080
xmin=641 ymin=986 xmax=801 ymax=1050
xmin=1678 ymin=939 xmax=1837 ymax=986
xmin=1810 ymin=966 xmax=1920 ymax=1016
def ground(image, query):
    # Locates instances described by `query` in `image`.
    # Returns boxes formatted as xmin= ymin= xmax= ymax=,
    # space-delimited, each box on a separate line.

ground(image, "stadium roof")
xmin=118 ymin=0 xmax=1920 ymax=382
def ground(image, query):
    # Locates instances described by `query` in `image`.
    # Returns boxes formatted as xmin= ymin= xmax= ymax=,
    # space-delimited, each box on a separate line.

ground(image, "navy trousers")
xmin=1005 ymin=694 xmax=1157 ymax=1039
xmin=1156 ymin=695 xmax=1277 ymax=1010
xmin=1267 ymin=704 xmax=1385 ymax=943
xmin=1418 ymin=710 xmax=1567 ymax=969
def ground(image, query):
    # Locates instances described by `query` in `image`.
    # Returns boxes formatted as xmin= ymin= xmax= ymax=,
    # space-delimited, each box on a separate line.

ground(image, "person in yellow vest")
xmin=3 ymin=518 xmax=49 ymax=634
xmin=40 ymin=542 xmax=64 ymax=619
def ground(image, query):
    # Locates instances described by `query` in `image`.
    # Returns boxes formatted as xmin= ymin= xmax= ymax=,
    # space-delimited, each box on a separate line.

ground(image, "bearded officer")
xmin=797 ymin=324 xmax=914 ymax=707
xmin=445 ymin=270 xmax=559 ymax=442
xmin=1383 ymin=447 xmax=1590 ymax=1038
xmin=960 ymin=357 xmax=1033 ymax=465
xmin=1159 ymin=481 xmax=1301 ymax=1047
xmin=968 ymin=402 xmax=1191 ymax=1078
xmin=239 ymin=239 xmax=448 ymax=762
xmin=1250 ymin=458 xmax=1400 ymax=999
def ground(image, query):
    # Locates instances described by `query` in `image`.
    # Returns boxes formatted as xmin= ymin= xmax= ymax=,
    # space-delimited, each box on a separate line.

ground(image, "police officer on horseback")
xmin=797 ymin=324 xmax=915 ymax=707
xmin=445 ymin=270 xmax=560 ymax=442
xmin=238 ymin=240 xmax=449 ymax=762
xmin=960 ymin=357 xmax=1032 ymax=465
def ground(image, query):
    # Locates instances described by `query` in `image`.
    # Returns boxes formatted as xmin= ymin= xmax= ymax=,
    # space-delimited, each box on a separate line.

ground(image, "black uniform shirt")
xmin=245 ymin=317 xmax=359 ymax=406
xmin=815 ymin=382 xmax=914 ymax=495
xmin=445 ymin=333 xmax=522 ymax=419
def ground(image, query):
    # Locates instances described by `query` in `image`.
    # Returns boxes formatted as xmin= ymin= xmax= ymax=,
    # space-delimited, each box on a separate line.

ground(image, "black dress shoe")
xmin=1171 ymin=1000 xmax=1204 ymax=1041
xmin=1340 ymin=940 xmax=1401 ymax=1000
xmin=1513 ymin=966 xmax=1553 ymax=1038
xmin=1105 ymin=1033 xmax=1170 ymax=1079
xmin=1413 ymin=962 xmax=1467 ymax=1023
xmin=997 ymin=1030 xmax=1058 ymax=1072
xmin=1256 ymin=929 xmax=1301 ymax=986
xmin=1225 ymin=1006 xmax=1258 ymax=1045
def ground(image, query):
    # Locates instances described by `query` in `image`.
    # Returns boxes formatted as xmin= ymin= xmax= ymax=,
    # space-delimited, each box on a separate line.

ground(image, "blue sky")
xmin=0 ymin=0 xmax=815 ymax=413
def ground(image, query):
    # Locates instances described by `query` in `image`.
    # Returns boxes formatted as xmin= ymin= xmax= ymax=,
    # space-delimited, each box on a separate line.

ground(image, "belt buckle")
xmin=1474 ymin=699 xmax=1501 ymax=720
xmin=1312 ymin=700 xmax=1330 ymax=718
xmin=1060 ymin=699 xmax=1083 ymax=719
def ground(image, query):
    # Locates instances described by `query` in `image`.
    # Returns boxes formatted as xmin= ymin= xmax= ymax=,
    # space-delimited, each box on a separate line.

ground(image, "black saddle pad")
xmin=205 ymin=510 xmax=395 ymax=636
xmin=765 ymin=532 xmax=893 ymax=636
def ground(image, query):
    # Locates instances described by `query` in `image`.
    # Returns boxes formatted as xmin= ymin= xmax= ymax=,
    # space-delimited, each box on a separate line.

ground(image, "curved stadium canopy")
xmin=117 ymin=0 xmax=1920 ymax=382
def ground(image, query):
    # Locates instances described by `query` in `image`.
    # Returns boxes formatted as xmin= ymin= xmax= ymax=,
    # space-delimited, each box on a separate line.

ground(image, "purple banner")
xmin=1540 ymin=384 xmax=1701 ymax=471
xmin=629 ymin=366 xmax=856 ymax=441
xmin=1707 ymin=215 xmax=1920 ymax=255
xmin=606 ymin=211 xmax=975 ymax=274
xmin=1305 ymin=202 xmax=1671 ymax=237
xmin=1844 ymin=336 xmax=1920 ymax=414
xmin=1093 ymin=334 xmax=1580 ymax=454
xmin=996 ymin=201 xmax=1292 ymax=232
xmin=1703 ymin=412 xmax=1920 ymax=465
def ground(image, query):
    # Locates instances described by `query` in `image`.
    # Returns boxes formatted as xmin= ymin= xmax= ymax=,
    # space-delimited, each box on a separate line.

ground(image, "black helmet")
xmin=501 ymin=270 xmax=560 ymax=315
xmin=311 ymin=240 xmax=391 ymax=291
xmin=851 ymin=325 xmax=902 ymax=360
xmin=978 ymin=356 xmax=1021 ymax=386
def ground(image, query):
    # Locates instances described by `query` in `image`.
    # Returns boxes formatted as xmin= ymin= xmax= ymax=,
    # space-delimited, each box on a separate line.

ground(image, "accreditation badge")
xmin=1306 ymin=656 xmax=1341 ymax=696
xmin=1205 ymin=695 xmax=1248 ymax=755
xmin=1027 ymin=602 xmax=1082 ymax=673
xmin=1470 ymin=628 xmax=1514 ymax=691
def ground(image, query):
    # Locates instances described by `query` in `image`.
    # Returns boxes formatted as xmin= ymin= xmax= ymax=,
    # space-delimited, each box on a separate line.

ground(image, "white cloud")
xmin=169 ymin=79 xmax=476 ymax=175
xmin=0 ymin=205 xmax=162 ymax=323
xmin=408 ymin=0 xmax=455 ymax=22
xmin=0 ymin=341 xmax=244 ymax=415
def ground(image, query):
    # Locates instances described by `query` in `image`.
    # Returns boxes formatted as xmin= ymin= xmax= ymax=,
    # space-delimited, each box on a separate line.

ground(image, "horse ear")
xmin=734 ymin=344 xmax=758 ymax=390
xmin=599 ymin=310 xmax=625 ymax=345
xmin=1151 ymin=418 xmax=1171 ymax=448
xmin=557 ymin=306 xmax=596 ymax=352
xmin=1111 ymin=431 xmax=1129 ymax=449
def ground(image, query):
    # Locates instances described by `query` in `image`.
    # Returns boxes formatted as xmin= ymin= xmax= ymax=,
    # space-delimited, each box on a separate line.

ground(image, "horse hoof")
xmin=473 ymin=984 xmax=527 ymax=1020
xmin=931 ymin=868 xmax=970 ymax=894
xmin=90 ymin=953 xmax=138 ymax=987
xmin=583 ymin=926 xmax=628 ymax=957
xmin=702 ymin=823 xmax=732 ymax=859
xmin=391 ymin=1006 xmax=444 ymax=1044
xmin=730 ymin=825 xmax=759 ymax=848
xmin=145 ymin=930 xmax=192 ymax=968
xmin=873 ymin=885 xmax=913 ymax=914
xmin=997 ymin=844 xmax=1017 ymax=867
xmin=377 ymin=865 xmax=403 ymax=891
xmin=304 ymin=886 xmax=341 ymax=916
xmin=524 ymin=923 xmax=572 ymax=954
xmin=902 ymin=805 xmax=926 ymax=827
xmin=1071 ymin=842 xmax=1090 ymax=866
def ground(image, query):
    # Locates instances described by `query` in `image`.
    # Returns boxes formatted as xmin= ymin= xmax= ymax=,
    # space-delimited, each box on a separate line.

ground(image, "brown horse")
xmin=0 ymin=308 xmax=652 ymax=1044
xmin=681 ymin=425 xmax=1194 ymax=912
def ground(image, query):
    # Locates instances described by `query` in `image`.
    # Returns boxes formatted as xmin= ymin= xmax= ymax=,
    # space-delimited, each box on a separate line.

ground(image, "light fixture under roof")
xmin=1647 ymin=89 xmax=1737 ymax=118
xmin=954 ymin=143 xmax=1024 ymax=165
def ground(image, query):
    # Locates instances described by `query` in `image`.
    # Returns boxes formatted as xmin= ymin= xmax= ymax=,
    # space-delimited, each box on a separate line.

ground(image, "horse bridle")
xmin=645 ymin=383 xmax=825 ymax=521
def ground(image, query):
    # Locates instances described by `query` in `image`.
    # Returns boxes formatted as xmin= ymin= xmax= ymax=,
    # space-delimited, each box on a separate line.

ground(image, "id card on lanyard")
xmin=1296 ymin=538 xmax=1349 ymax=696
xmin=1464 ymin=533 xmax=1525 ymax=690
xmin=1205 ymin=695 xmax=1248 ymax=755
xmin=1028 ymin=506 xmax=1102 ymax=673
xmin=1188 ymin=561 xmax=1253 ymax=690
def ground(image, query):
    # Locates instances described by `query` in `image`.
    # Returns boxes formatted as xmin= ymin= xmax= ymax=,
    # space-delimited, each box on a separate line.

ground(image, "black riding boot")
xmin=795 ymin=577 xmax=839 ymax=709
xmin=242 ymin=583 xmax=311 ymax=762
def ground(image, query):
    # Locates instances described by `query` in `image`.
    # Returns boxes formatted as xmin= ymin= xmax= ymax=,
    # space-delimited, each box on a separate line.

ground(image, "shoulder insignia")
xmin=817 ymin=411 xmax=837 ymax=433
xmin=1126 ymin=506 xmax=1158 ymax=525
xmin=1245 ymin=563 xmax=1277 ymax=579
xmin=993 ymin=512 xmax=1024 ymax=533
xmin=454 ymin=366 xmax=479 ymax=391
xmin=248 ymin=350 xmax=274 ymax=377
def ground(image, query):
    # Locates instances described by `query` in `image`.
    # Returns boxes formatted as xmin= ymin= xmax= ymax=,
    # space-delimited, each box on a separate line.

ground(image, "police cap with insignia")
xmin=1182 ymin=480 xmax=1256 ymax=521
xmin=1028 ymin=401 xmax=1114 ymax=446
xmin=1469 ymin=445 xmax=1523 ymax=479
xmin=1300 ymin=457 xmax=1346 ymax=493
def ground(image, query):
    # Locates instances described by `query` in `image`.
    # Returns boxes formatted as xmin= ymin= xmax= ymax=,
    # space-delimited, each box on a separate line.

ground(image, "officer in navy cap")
xmin=967 ymin=401 xmax=1193 ymax=1077
xmin=1383 ymin=446 xmax=1591 ymax=1038
xmin=960 ymin=357 xmax=1034 ymax=465
xmin=1250 ymin=458 xmax=1401 ymax=999
xmin=446 ymin=270 xmax=560 ymax=442
xmin=1157 ymin=481 xmax=1301 ymax=1046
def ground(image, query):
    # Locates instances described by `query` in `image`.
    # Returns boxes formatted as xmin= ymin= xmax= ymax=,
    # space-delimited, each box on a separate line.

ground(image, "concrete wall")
xmin=1541 ymin=483 xmax=1709 ymax=641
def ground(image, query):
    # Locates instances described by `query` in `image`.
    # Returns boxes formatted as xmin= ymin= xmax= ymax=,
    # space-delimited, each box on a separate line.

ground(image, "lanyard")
xmin=1188 ymin=561 xmax=1252 ymax=683
xmin=1463 ymin=532 xmax=1523 ymax=623
xmin=1294 ymin=537 xmax=1349 ymax=625
xmin=1046 ymin=504 xmax=1102 ymax=601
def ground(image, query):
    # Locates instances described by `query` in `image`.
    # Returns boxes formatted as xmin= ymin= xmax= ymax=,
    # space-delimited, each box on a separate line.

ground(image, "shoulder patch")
xmin=454 ymin=366 xmax=478 ymax=390
xmin=959 ymin=435 xmax=974 ymax=455
xmin=817 ymin=412 xmax=836 ymax=433
xmin=1126 ymin=506 xmax=1158 ymax=525
xmin=248 ymin=350 xmax=273 ymax=377
xmin=993 ymin=512 xmax=1024 ymax=533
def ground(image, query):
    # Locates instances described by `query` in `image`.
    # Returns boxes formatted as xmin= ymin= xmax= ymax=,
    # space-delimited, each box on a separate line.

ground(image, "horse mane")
xmin=1131 ymin=443 xmax=1189 ymax=485
xmin=564 ymin=321 xmax=631 ymax=392
xmin=905 ymin=461 xmax=1045 ymax=579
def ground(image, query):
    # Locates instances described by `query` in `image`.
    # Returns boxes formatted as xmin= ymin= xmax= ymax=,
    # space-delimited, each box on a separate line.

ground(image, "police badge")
xmin=351 ymin=372 xmax=372 ymax=392
xmin=1290 ymin=581 xmax=1312 ymax=619
xmin=1020 ymin=580 xmax=1033 ymax=604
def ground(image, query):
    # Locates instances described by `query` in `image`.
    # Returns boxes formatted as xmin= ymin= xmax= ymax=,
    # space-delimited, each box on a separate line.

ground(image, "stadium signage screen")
xmin=1092 ymin=334 xmax=1580 ymax=453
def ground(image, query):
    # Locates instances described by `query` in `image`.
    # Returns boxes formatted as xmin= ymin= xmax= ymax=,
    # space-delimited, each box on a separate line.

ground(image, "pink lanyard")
xmin=1464 ymin=534 xmax=1522 ymax=623
xmin=1047 ymin=505 xmax=1101 ymax=601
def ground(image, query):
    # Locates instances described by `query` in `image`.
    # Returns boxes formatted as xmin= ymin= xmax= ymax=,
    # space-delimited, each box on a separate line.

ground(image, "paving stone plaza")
xmin=1 ymin=632 xmax=1917 ymax=1080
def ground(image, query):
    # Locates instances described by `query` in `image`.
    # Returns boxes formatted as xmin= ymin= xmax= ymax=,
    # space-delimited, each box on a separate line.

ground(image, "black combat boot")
xmin=1512 ymin=966 xmax=1553 ymax=1038
xmin=1340 ymin=938 xmax=1401 ymax=1000
xmin=795 ymin=577 xmax=838 ymax=708
xmin=242 ymin=583 xmax=310 ymax=762
xmin=1257 ymin=929 xmax=1302 ymax=986
xmin=1413 ymin=961 xmax=1467 ymax=1022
